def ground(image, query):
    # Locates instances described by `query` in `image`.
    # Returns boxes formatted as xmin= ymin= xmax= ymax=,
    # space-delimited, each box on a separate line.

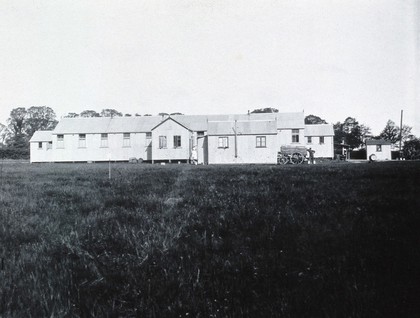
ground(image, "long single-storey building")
xmin=30 ymin=112 xmax=334 ymax=164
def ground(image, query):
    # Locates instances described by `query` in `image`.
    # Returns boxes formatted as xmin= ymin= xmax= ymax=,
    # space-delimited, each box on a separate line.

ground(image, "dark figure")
xmin=307 ymin=148 xmax=315 ymax=164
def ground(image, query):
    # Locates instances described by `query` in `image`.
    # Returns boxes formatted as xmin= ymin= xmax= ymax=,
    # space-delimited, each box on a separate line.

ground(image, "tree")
xmin=80 ymin=110 xmax=100 ymax=118
xmin=333 ymin=117 xmax=371 ymax=149
xmin=135 ymin=113 xmax=141 ymax=117
xmin=100 ymin=109 xmax=123 ymax=117
xmin=124 ymin=113 xmax=132 ymax=117
xmin=25 ymin=106 xmax=58 ymax=138
xmin=64 ymin=112 xmax=79 ymax=118
xmin=403 ymin=138 xmax=420 ymax=160
xmin=0 ymin=123 xmax=9 ymax=145
xmin=170 ymin=112 xmax=184 ymax=116
xmin=305 ymin=114 xmax=327 ymax=125
xmin=379 ymin=120 xmax=414 ymax=147
xmin=379 ymin=120 xmax=399 ymax=143
xmin=7 ymin=107 xmax=27 ymax=147
xmin=251 ymin=107 xmax=279 ymax=113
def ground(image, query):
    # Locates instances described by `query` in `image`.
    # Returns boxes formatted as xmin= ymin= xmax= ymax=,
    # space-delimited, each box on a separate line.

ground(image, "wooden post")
xmin=234 ymin=120 xmax=238 ymax=158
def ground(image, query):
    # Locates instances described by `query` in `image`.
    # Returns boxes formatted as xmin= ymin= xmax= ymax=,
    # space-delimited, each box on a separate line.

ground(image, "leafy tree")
xmin=158 ymin=112 xmax=169 ymax=117
xmin=25 ymin=106 xmax=58 ymax=138
xmin=100 ymin=109 xmax=123 ymax=117
xmin=0 ymin=123 xmax=9 ymax=145
xmin=64 ymin=112 xmax=79 ymax=118
xmin=251 ymin=107 xmax=279 ymax=113
xmin=379 ymin=120 xmax=399 ymax=143
xmin=7 ymin=107 xmax=27 ymax=147
xmin=333 ymin=117 xmax=371 ymax=149
xmin=124 ymin=114 xmax=132 ymax=117
xmin=135 ymin=113 xmax=141 ymax=117
xmin=403 ymin=138 xmax=420 ymax=160
xmin=144 ymin=114 xmax=152 ymax=116
xmin=305 ymin=114 xmax=327 ymax=125
xmin=80 ymin=110 xmax=100 ymax=118
xmin=379 ymin=120 xmax=414 ymax=147
xmin=170 ymin=112 xmax=184 ymax=116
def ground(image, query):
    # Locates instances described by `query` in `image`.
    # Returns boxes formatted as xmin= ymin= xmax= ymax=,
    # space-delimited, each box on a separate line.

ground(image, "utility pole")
xmin=399 ymin=110 xmax=403 ymax=159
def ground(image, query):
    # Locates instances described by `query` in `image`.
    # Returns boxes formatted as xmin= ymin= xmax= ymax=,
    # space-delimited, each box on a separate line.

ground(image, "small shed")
xmin=366 ymin=139 xmax=392 ymax=161
xmin=30 ymin=131 xmax=53 ymax=163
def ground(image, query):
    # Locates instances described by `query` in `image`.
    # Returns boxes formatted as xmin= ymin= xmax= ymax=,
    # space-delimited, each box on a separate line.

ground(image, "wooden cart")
xmin=277 ymin=145 xmax=307 ymax=164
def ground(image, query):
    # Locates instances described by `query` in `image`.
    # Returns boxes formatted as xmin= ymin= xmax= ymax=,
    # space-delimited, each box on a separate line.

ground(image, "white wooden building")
xmin=366 ymin=139 xmax=392 ymax=160
xmin=30 ymin=112 xmax=335 ymax=164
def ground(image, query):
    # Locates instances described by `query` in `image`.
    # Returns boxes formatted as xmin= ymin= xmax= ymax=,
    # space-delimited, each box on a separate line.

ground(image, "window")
xmin=123 ymin=133 xmax=130 ymax=147
xmin=197 ymin=131 xmax=205 ymax=136
xmin=376 ymin=145 xmax=382 ymax=152
xmin=218 ymin=137 xmax=229 ymax=148
xmin=256 ymin=136 xmax=266 ymax=148
xmin=47 ymin=142 xmax=52 ymax=149
xmin=146 ymin=132 xmax=152 ymax=139
xmin=292 ymin=129 xmax=299 ymax=143
xmin=38 ymin=142 xmax=43 ymax=149
xmin=57 ymin=134 xmax=64 ymax=148
xmin=159 ymin=136 xmax=167 ymax=149
xmin=319 ymin=136 xmax=324 ymax=144
xmin=173 ymin=135 xmax=181 ymax=148
xmin=307 ymin=136 xmax=312 ymax=144
xmin=79 ymin=134 xmax=86 ymax=148
xmin=101 ymin=133 xmax=108 ymax=147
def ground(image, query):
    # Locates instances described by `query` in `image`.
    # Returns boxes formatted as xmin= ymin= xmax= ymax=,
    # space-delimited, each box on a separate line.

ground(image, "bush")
xmin=0 ymin=147 xmax=30 ymax=159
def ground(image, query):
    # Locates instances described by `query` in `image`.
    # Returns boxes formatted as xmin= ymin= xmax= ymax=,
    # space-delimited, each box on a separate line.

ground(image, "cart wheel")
xmin=278 ymin=155 xmax=288 ymax=165
xmin=291 ymin=153 xmax=303 ymax=164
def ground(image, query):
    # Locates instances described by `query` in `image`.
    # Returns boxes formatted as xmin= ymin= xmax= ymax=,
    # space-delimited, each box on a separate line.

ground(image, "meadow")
xmin=0 ymin=161 xmax=419 ymax=317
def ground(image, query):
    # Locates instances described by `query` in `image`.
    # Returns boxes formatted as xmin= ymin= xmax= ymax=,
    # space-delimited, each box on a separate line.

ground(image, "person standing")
xmin=190 ymin=146 xmax=198 ymax=165
xmin=307 ymin=147 xmax=315 ymax=164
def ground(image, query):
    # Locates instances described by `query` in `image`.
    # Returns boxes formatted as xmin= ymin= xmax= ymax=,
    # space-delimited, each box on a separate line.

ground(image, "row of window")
xmin=47 ymin=132 xmax=324 ymax=149
xmin=159 ymin=136 xmax=182 ymax=149
xmin=218 ymin=136 xmax=267 ymax=148
xmin=55 ymin=133 xmax=131 ymax=149
xmin=307 ymin=136 xmax=325 ymax=144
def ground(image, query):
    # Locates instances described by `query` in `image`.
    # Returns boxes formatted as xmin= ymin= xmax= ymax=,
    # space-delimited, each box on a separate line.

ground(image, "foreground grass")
xmin=0 ymin=161 xmax=419 ymax=317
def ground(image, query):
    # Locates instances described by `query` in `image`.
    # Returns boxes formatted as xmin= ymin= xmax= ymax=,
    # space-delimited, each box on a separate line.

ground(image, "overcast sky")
xmin=0 ymin=0 xmax=418 ymax=135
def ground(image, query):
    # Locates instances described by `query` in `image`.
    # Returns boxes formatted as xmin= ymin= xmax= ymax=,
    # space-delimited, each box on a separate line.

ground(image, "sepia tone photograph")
xmin=0 ymin=0 xmax=419 ymax=317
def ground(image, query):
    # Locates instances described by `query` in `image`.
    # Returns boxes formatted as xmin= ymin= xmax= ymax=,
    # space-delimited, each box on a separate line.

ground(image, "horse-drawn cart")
xmin=277 ymin=145 xmax=307 ymax=164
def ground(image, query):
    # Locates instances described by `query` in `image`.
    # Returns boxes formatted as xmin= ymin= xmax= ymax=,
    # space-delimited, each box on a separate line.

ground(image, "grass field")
xmin=0 ymin=161 xmax=419 ymax=317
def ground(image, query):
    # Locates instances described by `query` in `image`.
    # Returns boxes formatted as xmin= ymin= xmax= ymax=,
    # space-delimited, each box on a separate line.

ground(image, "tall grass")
xmin=0 ymin=162 xmax=419 ymax=317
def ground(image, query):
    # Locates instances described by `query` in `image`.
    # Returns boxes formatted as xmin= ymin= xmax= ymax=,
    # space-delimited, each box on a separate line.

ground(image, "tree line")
xmin=0 ymin=107 xmax=419 ymax=159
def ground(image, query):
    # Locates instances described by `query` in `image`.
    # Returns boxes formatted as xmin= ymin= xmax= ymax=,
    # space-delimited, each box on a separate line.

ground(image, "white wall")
xmin=208 ymin=134 xmax=278 ymax=164
xmin=305 ymin=136 xmax=334 ymax=158
xmin=367 ymin=144 xmax=391 ymax=160
xmin=152 ymin=120 xmax=192 ymax=161
xmin=277 ymin=129 xmax=305 ymax=149
xmin=52 ymin=133 xmax=148 ymax=162
xmin=30 ymin=141 xmax=53 ymax=163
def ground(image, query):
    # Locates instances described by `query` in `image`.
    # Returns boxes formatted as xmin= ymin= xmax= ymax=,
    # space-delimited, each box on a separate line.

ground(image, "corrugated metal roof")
xmin=277 ymin=112 xmax=305 ymax=129
xmin=53 ymin=117 xmax=162 ymax=134
xmin=305 ymin=124 xmax=334 ymax=136
xmin=30 ymin=130 xmax=53 ymax=142
xmin=51 ymin=112 xmax=305 ymax=134
xmin=207 ymin=120 xmax=278 ymax=135
xmin=366 ymin=139 xmax=392 ymax=145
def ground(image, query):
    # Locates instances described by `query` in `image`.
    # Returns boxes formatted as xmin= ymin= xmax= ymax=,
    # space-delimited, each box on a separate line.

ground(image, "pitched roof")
xmin=304 ymin=124 xmax=334 ymax=136
xmin=366 ymin=139 xmax=392 ymax=145
xmin=30 ymin=130 xmax=53 ymax=142
xmin=207 ymin=120 xmax=278 ymax=135
xmin=53 ymin=117 xmax=162 ymax=134
xmin=151 ymin=117 xmax=192 ymax=131
xmin=51 ymin=112 xmax=305 ymax=134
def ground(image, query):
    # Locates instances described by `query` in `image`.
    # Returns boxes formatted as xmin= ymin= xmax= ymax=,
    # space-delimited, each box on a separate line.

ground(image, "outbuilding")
xmin=366 ymin=139 xmax=392 ymax=161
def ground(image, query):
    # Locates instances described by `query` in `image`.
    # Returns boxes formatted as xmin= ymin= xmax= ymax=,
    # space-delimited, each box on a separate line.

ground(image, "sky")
xmin=0 ymin=0 xmax=418 ymax=136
